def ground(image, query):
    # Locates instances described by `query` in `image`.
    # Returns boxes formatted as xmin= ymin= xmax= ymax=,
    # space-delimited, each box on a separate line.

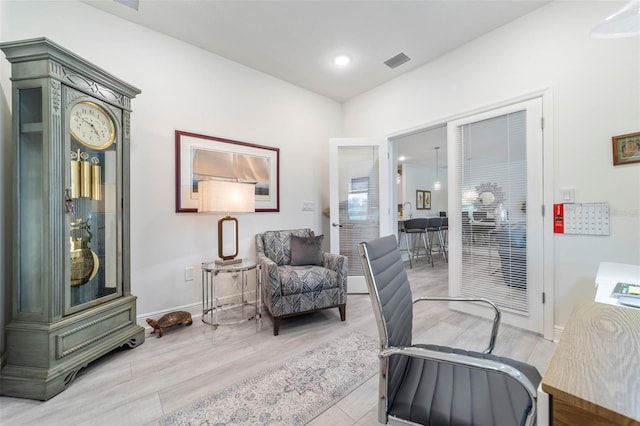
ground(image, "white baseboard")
xmin=137 ymin=303 xmax=201 ymax=329
xmin=137 ymin=290 xmax=258 ymax=329
xmin=553 ymin=325 xmax=563 ymax=342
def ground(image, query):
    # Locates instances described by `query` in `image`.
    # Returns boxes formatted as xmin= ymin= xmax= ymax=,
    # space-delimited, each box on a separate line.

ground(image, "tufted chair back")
xmin=258 ymin=228 xmax=314 ymax=266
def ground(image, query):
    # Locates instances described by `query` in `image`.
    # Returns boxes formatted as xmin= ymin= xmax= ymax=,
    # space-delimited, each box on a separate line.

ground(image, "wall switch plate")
xmin=561 ymin=188 xmax=575 ymax=203
xmin=184 ymin=267 xmax=194 ymax=281
xmin=302 ymin=201 xmax=315 ymax=211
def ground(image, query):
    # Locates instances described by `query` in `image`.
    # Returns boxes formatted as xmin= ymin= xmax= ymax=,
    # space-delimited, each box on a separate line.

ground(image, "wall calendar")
xmin=554 ymin=202 xmax=610 ymax=235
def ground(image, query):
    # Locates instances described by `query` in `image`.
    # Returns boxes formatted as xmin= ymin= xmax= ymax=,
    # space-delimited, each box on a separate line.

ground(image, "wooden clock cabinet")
xmin=0 ymin=38 xmax=145 ymax=400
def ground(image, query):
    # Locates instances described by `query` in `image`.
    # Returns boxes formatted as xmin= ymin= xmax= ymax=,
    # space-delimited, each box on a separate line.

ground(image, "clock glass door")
xmin=66 ymin=94 xmax=122 ymax=314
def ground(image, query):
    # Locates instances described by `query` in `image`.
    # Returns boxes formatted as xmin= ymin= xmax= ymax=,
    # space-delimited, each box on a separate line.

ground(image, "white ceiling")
xmin=84 ymin=0 xmax=548 ymax=102
xmin=83 ymin=0 xmax=549 ymax=169
xmin=393 ymin=125 xmax=448 ymax=168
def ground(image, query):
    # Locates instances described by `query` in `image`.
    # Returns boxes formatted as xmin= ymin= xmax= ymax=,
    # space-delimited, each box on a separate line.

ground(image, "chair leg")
xmin=411 ymin=234 xmax=418 ymax=262
xmin=429 ymin=230 xmax=437 ymax=255
xmin=409 ymin=232 xmax=431 ymax=266
xmin=437 ymin=229 xmax=448 ymax=262
xmin=273 ymin=317 xmax=280 ymax=336
xmin=423 ymin=232 xmax=434 ymax=267
xmin=405 ymin=232 xmax=413 ymax=268
xmin=339 ymin=304 xmax=346 ymax=321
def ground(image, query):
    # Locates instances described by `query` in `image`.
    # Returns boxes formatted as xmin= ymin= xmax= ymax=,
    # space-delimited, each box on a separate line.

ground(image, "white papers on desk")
xmin=595 ymin=262 xmax=640 ymax=308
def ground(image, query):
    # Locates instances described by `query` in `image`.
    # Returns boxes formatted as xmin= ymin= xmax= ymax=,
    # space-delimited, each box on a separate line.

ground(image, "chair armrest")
xmin=413 ymin=296 xmax=500 ymax=354
xmin=379 ymin=345 xmax=538 ymax=426
xmin=257 ymin=255 xmax=281 ymax=294
xmin=323 ymin=252 xmax=348 ymax=292
xmin=323 ymin=252 xmax=347 ymax=270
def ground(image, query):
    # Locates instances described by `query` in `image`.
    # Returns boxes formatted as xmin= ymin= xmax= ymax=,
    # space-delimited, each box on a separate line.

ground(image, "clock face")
xmin=70 ymin=101 xmax=116 ymax=150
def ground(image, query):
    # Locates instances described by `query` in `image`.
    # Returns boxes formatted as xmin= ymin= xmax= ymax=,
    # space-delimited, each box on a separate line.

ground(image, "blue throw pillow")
xmin=290 ymin=235 xmax=324 ymax=266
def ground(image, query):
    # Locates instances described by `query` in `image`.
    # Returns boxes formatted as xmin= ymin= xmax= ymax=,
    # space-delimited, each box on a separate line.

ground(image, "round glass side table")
xmin=201 ymin=259 xmax=261 ymax=327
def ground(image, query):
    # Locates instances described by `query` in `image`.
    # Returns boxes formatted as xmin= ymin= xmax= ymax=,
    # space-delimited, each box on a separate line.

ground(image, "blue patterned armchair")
xmin=256 ymin=229 xmax=347 ymax=335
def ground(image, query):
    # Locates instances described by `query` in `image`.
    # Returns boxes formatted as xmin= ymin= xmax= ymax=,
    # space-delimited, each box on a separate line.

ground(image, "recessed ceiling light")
xmin=334 ymin=54 xmax=351 ymax=66
xmin=398 ymin=156 xmax=406 ymax=162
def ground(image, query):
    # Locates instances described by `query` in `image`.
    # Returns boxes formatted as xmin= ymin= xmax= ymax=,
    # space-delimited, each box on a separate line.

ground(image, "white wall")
xmin=343 ymin=1 xmax=640 ymax=328
xmin=0 ymin=1 xmax=342 ymax=325
xmin=401 ymin=163 xmax=447 ymax=217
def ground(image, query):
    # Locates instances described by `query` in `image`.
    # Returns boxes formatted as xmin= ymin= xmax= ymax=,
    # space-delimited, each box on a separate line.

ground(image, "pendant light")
xmin=433 ymin=146 xmax=441 ymax=191
xmin=592 ymin=0 xmax=640 ymax=38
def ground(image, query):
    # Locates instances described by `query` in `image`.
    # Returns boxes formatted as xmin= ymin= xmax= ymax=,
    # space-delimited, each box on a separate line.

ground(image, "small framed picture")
xmin=612 ymin=132 xmax=640 ymax=166
xmin=416 ymin=190 xmax=431 ymax=210
xmin=424 ymin=190 xmax=431 ymax=210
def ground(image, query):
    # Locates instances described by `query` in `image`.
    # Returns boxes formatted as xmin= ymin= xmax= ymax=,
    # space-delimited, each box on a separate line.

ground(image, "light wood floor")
xmin=0 ymin=255 xmax=557 ymax=425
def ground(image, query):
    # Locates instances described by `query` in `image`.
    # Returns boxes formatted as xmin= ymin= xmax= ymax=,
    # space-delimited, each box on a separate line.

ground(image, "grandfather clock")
xmin=1 ymin=38 xmax=145 ymax=400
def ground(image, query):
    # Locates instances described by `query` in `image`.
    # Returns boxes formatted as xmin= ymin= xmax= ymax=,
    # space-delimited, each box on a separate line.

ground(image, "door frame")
xmin=387 ymin=88 xmax=554 ymax=340
xmin=329 ymin=137 xmax=392 ymax=293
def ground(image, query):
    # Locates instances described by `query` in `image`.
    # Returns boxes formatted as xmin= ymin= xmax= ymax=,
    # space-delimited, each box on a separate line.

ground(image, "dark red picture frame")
xmin=175 ymin=130 xmax=280 ymax=213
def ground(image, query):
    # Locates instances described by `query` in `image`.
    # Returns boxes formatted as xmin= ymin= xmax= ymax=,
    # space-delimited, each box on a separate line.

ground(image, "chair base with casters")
xmin=358 ymin=235 xmax=541 ymax=426
xmin=256 ymin=228 xmax=348 ymax=336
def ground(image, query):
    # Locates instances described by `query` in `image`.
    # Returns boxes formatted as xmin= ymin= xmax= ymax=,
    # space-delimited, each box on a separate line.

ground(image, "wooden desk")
xmin=541 ymin=301 xmax=640 ymax=425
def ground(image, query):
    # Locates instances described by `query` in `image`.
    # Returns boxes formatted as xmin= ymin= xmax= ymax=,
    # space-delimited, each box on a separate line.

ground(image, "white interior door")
xmin=447 ymin=98 xmax=545 ymax=333
xmin=329 ymin=138 xmax=391 ymax=293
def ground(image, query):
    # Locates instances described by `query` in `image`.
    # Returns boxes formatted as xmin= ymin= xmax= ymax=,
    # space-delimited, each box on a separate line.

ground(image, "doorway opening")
xmin=391 ymin=124 xmax=449 ymax=264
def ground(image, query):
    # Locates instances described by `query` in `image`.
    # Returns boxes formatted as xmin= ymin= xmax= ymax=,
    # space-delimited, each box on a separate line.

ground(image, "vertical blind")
xmin=456 ymin=111 xmax=529 ymax=315
xmin=338 ymin=146 xmax=380 ymax=276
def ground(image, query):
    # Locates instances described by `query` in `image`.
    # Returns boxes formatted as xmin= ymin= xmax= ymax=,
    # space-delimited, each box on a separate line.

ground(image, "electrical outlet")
xmin=184 ymin=267 xmax=194 ymax=281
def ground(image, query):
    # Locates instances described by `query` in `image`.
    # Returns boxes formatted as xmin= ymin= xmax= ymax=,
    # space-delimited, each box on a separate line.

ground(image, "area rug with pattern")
xmin=161 ymin=331 xmax=379 ymax=425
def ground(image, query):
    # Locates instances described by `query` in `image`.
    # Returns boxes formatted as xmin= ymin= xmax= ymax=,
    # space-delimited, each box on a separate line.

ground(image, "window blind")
xmin=338 ymin=146 xmax=380 ymax=276
xmin=456 ymin=111 xmax=529 ymax=315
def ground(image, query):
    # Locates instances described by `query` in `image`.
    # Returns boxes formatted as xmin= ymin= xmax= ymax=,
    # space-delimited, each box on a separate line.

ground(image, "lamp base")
xmin=215 ymin=258 xmax=242 ymax=266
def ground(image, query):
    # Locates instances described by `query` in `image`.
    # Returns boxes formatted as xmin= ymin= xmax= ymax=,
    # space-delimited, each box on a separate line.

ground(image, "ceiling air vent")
xmin=384 ymin=52 xmax=411 ymax=69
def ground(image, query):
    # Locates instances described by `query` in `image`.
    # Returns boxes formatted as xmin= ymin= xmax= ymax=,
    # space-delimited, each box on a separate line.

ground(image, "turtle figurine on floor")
xmin=146 ymin=311 xmax=193 ymax=338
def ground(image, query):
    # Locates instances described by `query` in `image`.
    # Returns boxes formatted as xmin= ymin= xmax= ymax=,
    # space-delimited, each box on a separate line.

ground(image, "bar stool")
xmin=403 ymin=218 xmax=431 ymax=268
xmin=425 ymin=217 xmax=442 ymax=266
